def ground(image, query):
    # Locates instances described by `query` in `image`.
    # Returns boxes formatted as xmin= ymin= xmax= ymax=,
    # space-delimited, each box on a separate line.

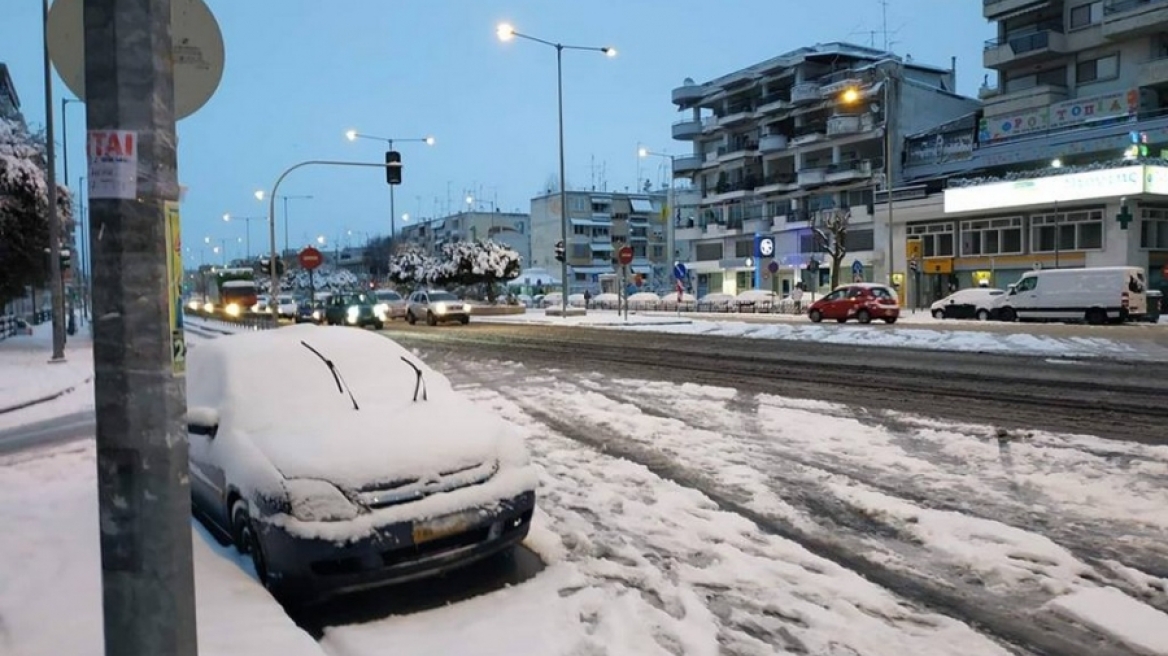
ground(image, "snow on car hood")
xmin=187 ymin=325 xmax=515 ymax=491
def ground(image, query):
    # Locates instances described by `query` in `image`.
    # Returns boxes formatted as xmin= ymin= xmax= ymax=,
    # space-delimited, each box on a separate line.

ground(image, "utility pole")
xmin=85 ymin=1 xmax=198 ymax=655
xmin=42 ymin=0 xmax=65 ymax=361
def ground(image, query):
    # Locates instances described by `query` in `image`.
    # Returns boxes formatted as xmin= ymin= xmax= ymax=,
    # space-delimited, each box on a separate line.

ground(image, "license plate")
xmin=411 ymin=510 xmax=479 ymax=545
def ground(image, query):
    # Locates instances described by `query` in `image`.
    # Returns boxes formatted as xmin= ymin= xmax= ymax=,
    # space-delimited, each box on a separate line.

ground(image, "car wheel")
xmin=883 ymin=317 xmax=897 ymax=324
xmin=373 ymin=321 xmax=384 ymax=330
xmin=231 ymin=500 xmax=269 ymax=587
xmin=1086 ymin=308 xmax=1107 ymax=325
xmin=1000 ymin=307 xmax=1017 ymax=322
xmin=426 ymin=311 xmax=438 ymax=326
xmin=808 ymin=309 xmax=822 ymax=323
xmin=459 ymin=315 xmax=470 ymax=325
xmin=932 ymin=309 xmax=944 ymax=320
xmin=976 ymin=309 xmax=990 ymax=321
xmin=856 ymin=309 xmax=872 ymax=324
xmin=406 ymin=311 xmax=416 ymax=325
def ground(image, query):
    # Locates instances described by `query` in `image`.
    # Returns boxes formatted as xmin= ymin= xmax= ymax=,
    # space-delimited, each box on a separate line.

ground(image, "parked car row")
xmin=290 ymin=289 xmax=472 ymax=329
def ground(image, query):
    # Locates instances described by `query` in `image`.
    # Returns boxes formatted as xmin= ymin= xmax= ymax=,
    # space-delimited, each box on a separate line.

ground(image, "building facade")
xmin=397 ymin=210 xmax=531 ymax=266
xmin=876 ymin=0 xmax=1168 ymax=306
xmin=670 ymin=43 xmax=979 ymax=296
xmin=529 ymin=190 xmax=668 ymax=294
xmin=0 ymin=63 xmax=20 ymax=124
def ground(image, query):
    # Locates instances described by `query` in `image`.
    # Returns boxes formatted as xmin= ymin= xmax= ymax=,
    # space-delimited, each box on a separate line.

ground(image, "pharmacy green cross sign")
xmin=1116 ymin=205 xmax=1134 ymax=230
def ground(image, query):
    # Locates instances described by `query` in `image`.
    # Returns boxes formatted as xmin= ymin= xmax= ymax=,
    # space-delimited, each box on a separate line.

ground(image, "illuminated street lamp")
xmin=497 ymin=21 xmax=616 ymax=313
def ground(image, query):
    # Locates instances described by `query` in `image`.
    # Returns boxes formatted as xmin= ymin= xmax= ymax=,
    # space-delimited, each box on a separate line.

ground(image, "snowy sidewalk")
xmin=0 ymin=322 xmax=94 ymax=423
xmin=0 ymin=442 xmax=324 ymax=656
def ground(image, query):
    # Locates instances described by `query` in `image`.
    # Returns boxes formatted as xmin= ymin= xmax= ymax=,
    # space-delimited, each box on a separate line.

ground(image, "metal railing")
xmin=1104 ymin=0 xmax=1168 ymax=15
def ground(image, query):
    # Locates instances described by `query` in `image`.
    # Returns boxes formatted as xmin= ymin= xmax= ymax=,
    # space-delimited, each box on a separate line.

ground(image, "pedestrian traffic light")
xmin=385 ymin=150 xmax=402 ymax=185
xmin=554 ymin=240 xmax=565 ymax=263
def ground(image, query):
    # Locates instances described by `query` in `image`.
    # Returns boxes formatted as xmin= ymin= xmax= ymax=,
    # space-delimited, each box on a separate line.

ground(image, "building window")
xmin=1140 ymin=207 xmax=1168 ymax=249
xmin=571 ymin=244 xmax=590 ymax=259
xmin=845 ymin=228 xmax=875 ymax=252
xmin=843 ymin=189 xmax=873 ymax=210
xmin=569 ymin=196 xmax=588 ymax=212
xmin=960 ymin=217 xmax=1024 ymax=256
xmin=1076 ymin=54 xmax=1118 ymax=84
xmin=1069 ymin=2 xmax=1102 ymax=29
xmin=573 ymin=225 xmax=589 ymax=236
xmin=695 ymin=242 xmax=723 ymax=261
xmin=735 ymin=240 xmax=753 ymax=257
xmin=907 ymin=222 xmax=956 ymax=257
xmin=736 ymin=271 xmax=753 ymax=290
xmin=1031 ymin=209 xmax=1104 ymax=252
xmin=651 ymin=245 xmax=665 ymax=258
xmin=799 ymin=232 xmax=820 ymax=254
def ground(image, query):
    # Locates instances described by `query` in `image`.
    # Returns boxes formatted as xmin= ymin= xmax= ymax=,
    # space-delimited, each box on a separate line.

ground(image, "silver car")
xmin=373 ymin=289 xmax=408 ymax=320
xmin=406 ymin=290 xmax=471 ymax=326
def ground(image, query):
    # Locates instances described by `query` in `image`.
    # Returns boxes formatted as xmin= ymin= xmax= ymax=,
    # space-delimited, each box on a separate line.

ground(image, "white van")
xmin=993 ymin=266 xmax=1147 ymax=324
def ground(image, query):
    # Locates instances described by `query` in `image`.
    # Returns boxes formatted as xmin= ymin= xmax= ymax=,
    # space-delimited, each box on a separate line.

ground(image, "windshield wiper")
xmin=300 ymin=341 xmax=359 ymax=410
xmin=400 ymin=357 xmax=428 ymax=402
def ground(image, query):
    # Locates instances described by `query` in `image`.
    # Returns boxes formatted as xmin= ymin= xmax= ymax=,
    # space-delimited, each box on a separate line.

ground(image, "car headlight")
xmin=203 ymin=302 xmax=214 ymax=313
xmin=375 ymin=307 xmax=387 ymax=320
xmin=462 ymin=303 xmax=471 ymax=313
xmin=225 ymin=303 xmax=241 ymax=317
xmin=285 ymin=479 xmax=358 ymax=522
xmin=187 ymin=300 xmax=199 ymax=311
xmin=434 ymin=302 xmax=447 ymax=314
xmin=312 ymin=310 xmax=321 ymax=320
xmin=374 ymin=303 xmax=388 ymax=315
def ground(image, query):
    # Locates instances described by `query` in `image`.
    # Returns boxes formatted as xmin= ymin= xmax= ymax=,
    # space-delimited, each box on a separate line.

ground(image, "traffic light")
xmin=60 ymin=248 xmax=72 ymax=270
xmin=258 ymin=257 xmax=285 ymax=277
xmin=385 ymin=150 xmax=402 ymax=185
xmin=554 ymin=240 xmax=565 ymax=263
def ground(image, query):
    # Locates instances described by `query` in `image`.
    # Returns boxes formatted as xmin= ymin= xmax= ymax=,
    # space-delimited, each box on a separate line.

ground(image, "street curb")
xmin=0 ymin=376 xmax=94 ymax=415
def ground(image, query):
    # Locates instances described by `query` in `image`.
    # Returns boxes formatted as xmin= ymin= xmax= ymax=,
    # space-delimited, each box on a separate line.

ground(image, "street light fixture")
xmin=496 ymin=21 xmax=616 ymax=313
xmin=254 ymin=190 xmax=264 ymax=201
xmin=222 ymin=212 xmax=265 ymax=259
xmin=345 ymin=130 xmax=435 ymax=243
xmin=638 ymin=146 xmax=678 ymax=279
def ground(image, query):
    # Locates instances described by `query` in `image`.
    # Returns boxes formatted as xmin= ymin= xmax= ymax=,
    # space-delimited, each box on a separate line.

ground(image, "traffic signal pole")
xmin=85 ymin=1 xmax=198 ymax=654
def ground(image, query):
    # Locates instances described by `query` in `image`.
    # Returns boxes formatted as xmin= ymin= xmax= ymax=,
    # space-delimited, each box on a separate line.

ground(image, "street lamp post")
xmin=639 ymin=147 xmax=677 ymax=287
xmin=497 ymin=22 xmax=616 ymax=314
xmin=41 ymin=0 xmax=65 ymax=360
xmin=222 ymin=213 xmax=265 ymax=259
xmin=345 ymin=131 xmax=433 ymax=247
xmin=276 ymin=194 xmax=313 ymax=255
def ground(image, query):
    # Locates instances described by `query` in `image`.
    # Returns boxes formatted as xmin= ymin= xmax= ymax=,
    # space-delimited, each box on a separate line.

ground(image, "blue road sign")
xmin=673 ymin=262 xmax=688 ymax=280
xmin=851 ymin=259 xmax=864 ymax=275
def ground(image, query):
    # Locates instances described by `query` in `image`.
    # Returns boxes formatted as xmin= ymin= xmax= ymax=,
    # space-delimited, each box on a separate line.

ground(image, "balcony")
xmin=759 ymin=133 xmax=790 ymax=152
xmin=672 ymin=82 xmax=705 ymax=105
xmin=826 ymin=114 xmax=876 ymax=136
xmin=754 ymin=172 xmax=798 ymax=194
xmin=983 ymin=0 xmax=1051 ymax=20
xmin=791 ymin=81 xmax=822 ymax=104
xmin=1103 ymin=0 xmax=1168 ymax=39
xmin=672 ymin=154 xmax=702 ymax=176
xmin=818 ymin=72 xmax=865 ymax=97
xmin=700 ymin=116 xmax=721 ymax=134
xmin=718 ymin=106 xmax=755 ymax=127
xmin=797 ymin=168 xmax=828 ymax=187
xmin=984 ymin=28 xmax=1068 ymax=69
xmin=1140 ymin=55 xmax=1168 ymax=87
xmin=757 ymin=93 xmax=791 ymax=115
xmin=790 ymin=123 xmax=827 ymax=146
xmin=672 ymin=117 xmax=703 ymax=140
xmin=825 ymin=159 xmax=873 ymax=183
xmin=983 ymin=83 xmax=1068 ymax=117
xmin=717 ymin=140 xmax=759 ymax=161
xmin=708 ymin=178 xmax=758 ymax=201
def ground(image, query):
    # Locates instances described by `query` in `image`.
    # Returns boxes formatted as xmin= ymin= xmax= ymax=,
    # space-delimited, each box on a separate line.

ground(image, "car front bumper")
xmin=258 ymin=489 xmax=536 ymax=602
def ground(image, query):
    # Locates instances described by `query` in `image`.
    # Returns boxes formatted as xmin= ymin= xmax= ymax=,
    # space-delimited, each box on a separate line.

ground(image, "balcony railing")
xmin=717 ymin=140 xmax=759 ymax=157
xmin=985 ymin=19 xmax=1064 ymax=53
xmin=1104 ymin=0 xmax=1168 ymax=14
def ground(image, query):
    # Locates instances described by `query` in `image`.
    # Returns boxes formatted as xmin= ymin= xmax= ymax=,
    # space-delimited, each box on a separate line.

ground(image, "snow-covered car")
xmin=252 ymin=294 xmax=271 ymax=314
xmin=186 ymin=325 xmax=537 ymax=605
xmin=275 ymin=294 xmax=298 ymax=319
xmin=930 ymin=287 xmax=1005 ymax=321
xmin=406 ymin=290 xmax=471 ymax=326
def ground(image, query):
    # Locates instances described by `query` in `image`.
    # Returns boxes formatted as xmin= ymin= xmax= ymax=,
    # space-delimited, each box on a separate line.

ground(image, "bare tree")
xmin=812 ymin=209 xmax=851 ymax=290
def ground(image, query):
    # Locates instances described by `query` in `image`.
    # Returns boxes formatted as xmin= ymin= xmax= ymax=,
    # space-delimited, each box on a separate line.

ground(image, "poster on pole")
xmin=164 ymin=201 xmax=186 ymax=375
xmin=87 ymin=130 xmax=138 ymax=200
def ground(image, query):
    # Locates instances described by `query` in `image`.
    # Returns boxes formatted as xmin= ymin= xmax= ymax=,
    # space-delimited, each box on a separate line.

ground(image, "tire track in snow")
xmin=440 ymin=361 xmax=1134 ymax=656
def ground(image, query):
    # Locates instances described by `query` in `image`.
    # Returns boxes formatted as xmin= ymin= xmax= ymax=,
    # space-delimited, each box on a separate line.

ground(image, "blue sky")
xmin=2 ymin=0 xmax=992 ymax=264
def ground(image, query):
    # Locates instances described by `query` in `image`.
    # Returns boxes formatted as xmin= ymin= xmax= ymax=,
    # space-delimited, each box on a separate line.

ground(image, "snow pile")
xmin=1047 ymin=587 xmax=1168 ymax=656
xmin=0 ymin=322 xmax=93 ymax=424
xmin=0 ymin=443 xmax=324 ymax=656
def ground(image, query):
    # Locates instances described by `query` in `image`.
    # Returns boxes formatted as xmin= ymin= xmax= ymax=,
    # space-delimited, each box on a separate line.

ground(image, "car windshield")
xmin=349 ymin=293 xmax=375 ymax=305
xmin=429 ymin=292 xmax=458 ymax=302
xmin=376 ymin=291 xmax=401 ymax=301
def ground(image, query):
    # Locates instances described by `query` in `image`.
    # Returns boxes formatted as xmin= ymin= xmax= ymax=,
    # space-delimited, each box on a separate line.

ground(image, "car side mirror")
xmin=187 ymin=407 xmax=220 ymax=438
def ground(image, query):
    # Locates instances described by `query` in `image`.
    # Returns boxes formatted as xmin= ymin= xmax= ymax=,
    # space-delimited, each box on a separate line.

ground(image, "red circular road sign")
xmin=617 ymin=246 xmax=634 ymax=266
xmin=1162 ymin=262 xmax=1168 ymax=278
xmin=298 ymin=246 xmax=323 ymax=271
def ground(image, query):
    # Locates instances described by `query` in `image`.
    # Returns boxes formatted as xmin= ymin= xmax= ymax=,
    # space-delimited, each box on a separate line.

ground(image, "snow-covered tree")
xmin=0 ymin=116 xmax=73 ymax=309
xmin=812 ymin=209 xmax=851 ymax=290
xmin=388 ymin=246 xmax=448 ymax=288
xmin=441 ymin=240 xmax=521 ymax=303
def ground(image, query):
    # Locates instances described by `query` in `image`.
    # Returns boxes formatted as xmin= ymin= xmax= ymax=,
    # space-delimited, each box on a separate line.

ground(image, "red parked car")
xmin=807 ymin=283 xmax=900 ymax=324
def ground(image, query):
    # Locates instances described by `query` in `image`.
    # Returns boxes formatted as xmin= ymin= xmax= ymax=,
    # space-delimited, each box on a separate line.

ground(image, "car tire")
xmin=426 ymin=312 xmax=438 ymax=326
xmin=459 ymin=315 xmax=470 ymax=325
xmin=883 ymin=317 xmax=897 ymax=324
xmin=809 ymin=309 xmax=823 ymax=323
xmin=932 ymin=309 xmax=944 ymax=320
xmin=373 ymin=321 xmax=384 ymax=330
xmin=231 ymin=500 xmax=269 ymax=587
xmin=1086 ymin=308 xmax=1107 ymax=325
xmin=406 ymin=311 xmax=416 ymax=325
xmin=1000 ymin=307 xmax=1017 ymax=322
xmin=857 ymin=309 xmax=872 ymax=324
xmin=976 ymin=309 xmax=990 ymax=321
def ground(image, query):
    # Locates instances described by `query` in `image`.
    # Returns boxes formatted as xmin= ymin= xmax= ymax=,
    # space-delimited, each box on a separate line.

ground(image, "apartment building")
xmin=397 ymin=210 xmax=531 ymax=266
xmin=670 ymin=43 xmax=979 ymax=296
xmin=881 ymin=0 xmax=1168 ymax=304
xmin=529 ymin=190 xmax=667 ymax=294
xmin=0 ymin=63 xmax=20 ymax=124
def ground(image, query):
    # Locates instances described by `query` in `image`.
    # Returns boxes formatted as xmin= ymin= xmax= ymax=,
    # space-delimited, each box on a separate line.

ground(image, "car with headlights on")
xmin=185 ymin=325 xmax=537 ymax=607
xmin=373 ymin=289 xmax=408 ymax=321
xmin=406 ymin=290 xmax=471 ymax=326
xmin=323 ymin=292 xmax=386 ymax=329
